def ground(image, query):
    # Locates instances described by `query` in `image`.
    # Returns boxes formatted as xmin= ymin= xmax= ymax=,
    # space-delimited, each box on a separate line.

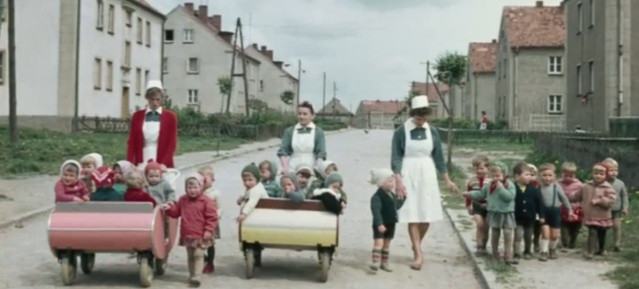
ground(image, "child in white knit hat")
xmin=368 ymin=168 xmax=405 ymax=273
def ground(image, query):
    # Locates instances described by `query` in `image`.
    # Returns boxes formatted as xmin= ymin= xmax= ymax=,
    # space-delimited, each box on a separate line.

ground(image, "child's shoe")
xmin=368 ymin=263 xmax=379 ymax=273
xmin=380 ymin=263 xmax=393 ymax=272
xmin=583 ymin=253 xmax=594 ymax=260
xmin=538 ymin=252 xmax=548 ymax=262
xmin=189 ymin=276 xmax=201 ymax=287
xmin=202 ymin=263 xmax=214 ymax=274
xmin=549 ymin=249 xmax=558 ymax=260
xmin=613 ymin=246 xmax=621 ymax=252
xmin=523 ymin=253 xmax=533 ymax=260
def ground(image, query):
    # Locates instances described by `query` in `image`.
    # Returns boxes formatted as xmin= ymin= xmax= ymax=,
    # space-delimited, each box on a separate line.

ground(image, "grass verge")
xmin=605 ymin=199 xmax=639 ymax=289
xmin=0 ymin=127 xmax=247 ymax=178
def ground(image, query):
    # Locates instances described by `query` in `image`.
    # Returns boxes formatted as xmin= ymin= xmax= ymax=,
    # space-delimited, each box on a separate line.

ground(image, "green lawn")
xmin=0 ymin=127 xmax=246 ymax=177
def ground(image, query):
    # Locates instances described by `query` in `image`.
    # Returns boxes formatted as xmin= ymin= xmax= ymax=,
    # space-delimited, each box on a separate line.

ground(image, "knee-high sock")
xmin=503 ymin=228 xmax=514 ymax=261
xmin=381 ymin=249 xmax=390 ymax=265
xmin=371 ymin=248 xmax=381 ymax=264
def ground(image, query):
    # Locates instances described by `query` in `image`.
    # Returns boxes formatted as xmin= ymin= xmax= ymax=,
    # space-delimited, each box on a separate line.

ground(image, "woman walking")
xmin=391 ymin=95 xmax=458 ymax=270
xmin=277 ymin=101 xmax=327 ymax=174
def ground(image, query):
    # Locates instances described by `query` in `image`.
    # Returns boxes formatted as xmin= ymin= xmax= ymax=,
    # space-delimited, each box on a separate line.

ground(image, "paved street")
xmin=0 ymin=130 xmax=481 ymax=289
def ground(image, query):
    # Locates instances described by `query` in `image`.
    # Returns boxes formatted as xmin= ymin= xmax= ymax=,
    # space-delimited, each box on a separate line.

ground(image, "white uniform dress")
xmin=288 ymin=122 xmax=316 ymax=171
xmin=141 ymin=107 xmax=162 ymax=167
xmin=397 ymin=119 xmax=444 ymax=223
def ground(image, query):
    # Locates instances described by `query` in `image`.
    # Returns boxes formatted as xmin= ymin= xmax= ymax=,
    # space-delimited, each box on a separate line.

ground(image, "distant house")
xmin=316 ymin=98 xmax=354 ymax=125
xmin=465 ymin=40 xmax=498 ymax=121
xmin=354 ymin=100 xmax=406 ymax=129
xmin=496 ymin=1 xmax=566 ymax=131
xmin=244 ymin=44 xmax=299 ymax=112
xmin=563 ymin=0 xmax=639 ymax=132
xmin=409 ymin=82 xmax=448 ymax=117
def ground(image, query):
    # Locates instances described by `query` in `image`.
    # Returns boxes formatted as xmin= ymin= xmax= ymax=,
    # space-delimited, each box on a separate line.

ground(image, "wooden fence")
xmin=436 ymin=128 xmax=606 ymax=144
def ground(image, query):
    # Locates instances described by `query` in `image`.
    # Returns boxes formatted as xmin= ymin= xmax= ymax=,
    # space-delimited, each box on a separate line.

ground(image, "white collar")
xmin=295 ymin=122 xmax=316 ymax=129
xmin=146 ymin=107 xmax=163 ymax=115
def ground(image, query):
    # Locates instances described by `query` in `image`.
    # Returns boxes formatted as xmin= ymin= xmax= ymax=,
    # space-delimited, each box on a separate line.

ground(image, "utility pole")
xmin=296 ymin=59 xmax=302 ymax=106
xmin=227 ymin=18 xmax=250 ymax=116
xmin=8 ymin=0 xmax=17 ymax=143
xmin=322 ymin=72 xmax=326 ymax=113
xmin=332 ymin=82 xmax=337 ymax=120
xmin=420 ymin=61 xmax=429 ymax=95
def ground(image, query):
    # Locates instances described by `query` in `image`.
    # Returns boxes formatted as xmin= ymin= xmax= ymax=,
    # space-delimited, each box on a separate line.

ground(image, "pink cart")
xmin=48 ymin=202 xmax=178 ymax=287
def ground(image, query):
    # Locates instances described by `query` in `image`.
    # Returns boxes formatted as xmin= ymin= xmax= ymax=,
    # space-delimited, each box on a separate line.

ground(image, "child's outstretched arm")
xmin=241 ymin=189 xmax=263 ymax=216
xmin=164 ymin=202 xmax=181 ymax=218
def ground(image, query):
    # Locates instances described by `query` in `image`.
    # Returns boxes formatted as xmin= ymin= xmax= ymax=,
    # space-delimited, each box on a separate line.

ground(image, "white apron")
xmin=288 ymin=123 xmax=316 ymax=170
xmin=142 ymin=120 xmax=160 ymax=165
xmin=397 ymin=119 xmax=443 ymax=223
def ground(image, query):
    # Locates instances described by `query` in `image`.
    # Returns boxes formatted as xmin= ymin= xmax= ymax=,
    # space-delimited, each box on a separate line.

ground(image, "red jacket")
xmin=55 ymin=180 xmax=89 ymax=203
xmin=127 ymin=108 xmax=178 ymax=168
xmin=166 ymin=194 xmax=218 ymax=239
xmin=123 ymin=188 xmax=157 ymax=207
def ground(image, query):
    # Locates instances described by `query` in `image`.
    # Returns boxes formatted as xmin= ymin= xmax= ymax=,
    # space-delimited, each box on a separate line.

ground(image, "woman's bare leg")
xmin=408 ymin=223 xmax=423 ymax=270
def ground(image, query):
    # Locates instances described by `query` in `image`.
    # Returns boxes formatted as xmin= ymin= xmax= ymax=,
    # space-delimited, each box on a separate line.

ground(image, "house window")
xmin=187 ymin=57 xmax=199 ymax=74
xmin=259 ymin=80 xmax=264 ymax=91
xmin=136 ymin=68 xmax=142 ymax=95
xmin=576 ymin=64 xmax=582 ymax=95
xmin=124 ymin=41 xmax=131 ymax=68
xmin=136 ymin=17 xmax=143 ymax=44
xmin=125 ymin=9 xmax=132 ymax=27
xmin=145 ymin=21 xmax=151 ymax=47
xmin=164 ymin=29 xmax=174 ymax=43
xmin=184 ymin=29 xmax=194 ymax=43
xmin=548 ymin=56 xmax=563 ymax=74
xmin=107 ymin=4 xmax=114 ymax=34
xmin=503 ymin=58 xmax=507 ymax=78
xmin=145 ymin=70 xmax=149 ymax=90
xmin=548 ymin=95 xmax=563 ymax=113
xmin=162 ymin=57 xmax=168 ymax=74
xmin=589 ymin=61 xmax=595 ymax=93
xmin=106 ymin=60 xmax=113 ymax=91
xmin=96 ymin=0 xmax=104 ymax=30
xmin=577 ymin=2 xmax=583 ymax=34
xmin=589 ymin=0 xmax=595 ymax=27
xmin=0 ymin=51 xmax=4 ymax=85
xmin=94 ymin=58 xmax=102 ymax=89
xmin=188 ymin=89 xmax=199 ymax=104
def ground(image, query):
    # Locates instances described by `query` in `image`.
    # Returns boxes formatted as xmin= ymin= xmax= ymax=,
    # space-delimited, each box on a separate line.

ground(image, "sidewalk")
xmin=0 ymin=129 xmax=348 ymax=229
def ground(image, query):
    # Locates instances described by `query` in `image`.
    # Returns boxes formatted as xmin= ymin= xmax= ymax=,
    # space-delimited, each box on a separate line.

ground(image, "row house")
xmin=244 ymin=44 xmax=298 ymax=112
xmin=353 ymin=100 xmax=406 ymax=129
xmin=0 ymin=0 xmax=164 ymax=131
xmin=563 ymin=0 xmax=639 ymax=132
xmin=163 ymin=3 xmax=261 ymax=114
xmin=464 ymin=40 xmax=497 ymax=121
xmin=496 ymin=1 xmax=566 ymax=131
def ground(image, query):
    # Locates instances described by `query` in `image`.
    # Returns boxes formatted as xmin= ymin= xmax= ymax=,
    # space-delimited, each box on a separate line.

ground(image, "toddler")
xmin=559 ymin=162 xmax=584 ymax=249
xmin=113 ymin=160 xmax=135 ymax=195
xmin=280 ymin=173 xmax=305 ymax=202
xmin=464 ymin=155 xmax=491 ymax=256
xmin=163 ymin=174 xmax=217 ymax=287
xmin=145 ymin=161 xmax=176 ymax=205
xmin=54 ymin=160 xmax=89 ymax=203
xmin=602 ymin=158 xmax=629 ymax=252
xmin=259 ymin=160 xmax=282 ymax=198
xmin=537 ymin=163 xmax=574 ymax=261
xmin=368 ymin=168 xmax=405 ymax=272
xmin=295 ymin=164 xmax=315 ymax=198
xmin=123 ymin=170 xmax=157 ymax=207
xmin=80 ymin=153 xmax=103 ymax=193
xmin=197 ymin=165 xmax=222 ymax=274
xmin=312 ymin=172 xmax=347 ymax=215
xmin=89 ymin=166 xmax=123 ymax=201
xmin=237 ymin=163 xmax=269 ymax=222
xmin=512 ymin=162 xmax=545 ymax=263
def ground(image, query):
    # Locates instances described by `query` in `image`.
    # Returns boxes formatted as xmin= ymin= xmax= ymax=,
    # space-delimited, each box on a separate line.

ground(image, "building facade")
xmin=563 ymin=0 xmax=639 ymax=132
xmin=244 ymin=44 xmax=298 ymax=112
xmin=353 ymin=100 xmax=406 ymax=129
xmin=496 ymin=1 xmax=566 ymax=131
xmin=0 ymin=0 xmax=164 ymax=131
xmin=316 ymin=97 xmax=354 ymax=125
xmin=465 ymin=41 xmax=497 ymax=121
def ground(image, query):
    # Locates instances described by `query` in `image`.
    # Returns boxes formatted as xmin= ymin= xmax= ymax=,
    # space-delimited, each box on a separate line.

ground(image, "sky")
xmin=148 ymin=0 xmax=562 ymax=112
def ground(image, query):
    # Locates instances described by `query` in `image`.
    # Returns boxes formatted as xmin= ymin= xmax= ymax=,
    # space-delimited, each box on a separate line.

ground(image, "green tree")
xmin=280 ymin=90 xmax=295 ymax=106
xmin=217 ymin=77 xmax=232 ymax=113
xmin=433 ymin=52 xmax=467 ymax=86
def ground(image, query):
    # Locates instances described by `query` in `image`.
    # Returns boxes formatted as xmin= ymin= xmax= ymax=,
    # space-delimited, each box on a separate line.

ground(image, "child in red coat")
xmin=123 ymin=170 xmax=157 ymax=207
xmin=54 ymin=160 xmax=89 ymax=203
xmin=163 ymin=174 xmax=217 ymax=287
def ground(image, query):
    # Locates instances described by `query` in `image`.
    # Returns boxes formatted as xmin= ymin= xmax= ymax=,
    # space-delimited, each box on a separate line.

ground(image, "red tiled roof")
xmin=410 ymin=82 xmax=448 ymax=103
xmin=468 ymin=42 xmax=497 ymax=73
xmin=359 ymin=100 xmax=406 ymax=114
xmin=502 ymin=5 xmax=565 ymax=48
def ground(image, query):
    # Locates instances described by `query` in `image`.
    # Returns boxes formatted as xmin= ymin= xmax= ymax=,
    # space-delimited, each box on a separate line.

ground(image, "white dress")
xmin=288 ymin=122 xmax=316 ymax=171
xmin=397 ymin=119 xmax=444 ymax=223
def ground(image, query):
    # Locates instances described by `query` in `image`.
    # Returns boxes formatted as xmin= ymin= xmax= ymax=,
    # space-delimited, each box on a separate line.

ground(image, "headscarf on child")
xmin=281 ymin=173 xmax=305 ymax=202
xmin=116 ymin=160 xmax=135 ymax=177
xmin=84 ymin=153 xmax=104 ymax=167
xmin=60 ymin=160 xmax=82 ymax=177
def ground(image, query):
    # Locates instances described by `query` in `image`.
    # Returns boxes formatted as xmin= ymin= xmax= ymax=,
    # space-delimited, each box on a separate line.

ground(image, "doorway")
xmin=121 ymin=86 xmax=130 ymax=118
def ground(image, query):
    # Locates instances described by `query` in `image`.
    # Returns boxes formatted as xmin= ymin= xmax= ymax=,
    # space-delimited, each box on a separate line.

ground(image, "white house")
xmin=0 ymin=0 xmax=164 ymax=131
xmin=244 ymin=44 xmax=299 ymax=112
xmin=163 ymin=3 xmax=262 ymax=114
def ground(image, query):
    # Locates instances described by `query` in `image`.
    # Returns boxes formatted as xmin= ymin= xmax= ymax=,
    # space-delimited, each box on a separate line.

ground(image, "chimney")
xmin=184 ymin=3 xmax=194 ymax=13
xmin=492 ymin=39 xmax=497 ymax=43
xmin=197 ymin=5 xmax=208 ymax=21
xmin=209 ymin=15 xmax=221 ymax=31
xmin=535 ymin=1 xmax=543 ymax=7
xmin=265 ymin=50 xmax=274 ymax=60
xmin=273 ymin=61 xmax=284 ymax=69
xmin=252 ymin=43 xmax=258 ymax=49
xmin=218 ymin=31 xmax=233 ymax=44
xmin=260 ymin=45 xmax=267 ymax=53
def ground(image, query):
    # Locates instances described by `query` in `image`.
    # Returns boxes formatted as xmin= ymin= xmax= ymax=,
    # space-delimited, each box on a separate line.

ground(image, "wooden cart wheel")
xmin=139 ymin=256 xmax=154 ymax=288
xmin=319 ymin=251 xmax=331 ymax=283
xmin=80 ymin=253 xmax=95 ymax=275
xmin=60 ymin=255 xmax=77 ymax=286
xmin=154 ymin=258 xmax=167 ymax=276
xmin=244 ymin=248 xmax=255 ymax=279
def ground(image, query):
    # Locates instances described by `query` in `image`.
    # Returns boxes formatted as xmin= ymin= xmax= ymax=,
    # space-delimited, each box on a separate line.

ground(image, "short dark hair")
xmin=297 ymin=101 xmax=315 ymax=115
xmin=409 ymin=107 xmax=433 ymax=117
xmin=513 ymin=161 xmax=531 ymax=176
xmin=481 ymin=111 xmax=486 ymax=115
xmin=145 ymin=87 xmax=163 ymax=100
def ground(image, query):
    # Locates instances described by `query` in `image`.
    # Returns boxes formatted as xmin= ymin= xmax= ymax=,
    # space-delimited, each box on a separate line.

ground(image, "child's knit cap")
xmin=492 ymin=161 xmax=509 ymax=177
xmin=144 ymin=161 xmax=163 ymax=175
xmin=280 ymin=173 xmax=301 ymax=191
xmin=324 ymin=172 xmax=343 ymax=188
xmin=242 ymin=163 xmax=261 ymax=181
xmin=185 ymin=173 xmax=205 ymax=188
xmin=368 ymin=168 xmax=394 ymax=187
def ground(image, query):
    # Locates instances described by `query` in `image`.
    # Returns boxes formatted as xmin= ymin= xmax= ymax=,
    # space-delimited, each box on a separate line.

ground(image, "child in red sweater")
xmin=463 ymin=155 xmax=491 ymax=256
xmin=123 ymin=170 xmax=157 ymax=207
xmin=54 ymin=160 xmax=89 ymax=203
xmin=163 ymin=174 xmax=217 ymax=287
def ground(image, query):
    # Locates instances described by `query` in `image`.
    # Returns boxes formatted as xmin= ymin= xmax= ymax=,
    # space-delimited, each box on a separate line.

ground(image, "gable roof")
xmin=317 ymin=98 xmax=354 ymax=116
xmin=502 ymin=4 xmax=565 ymax=48
xmin=245 ymin=46 xmax=298 ymax=82
xmin=358 ymin=100 xmax=406 ymax=114
xmin=410 ymin=82 xmax=448 ymax=103
xmin=468 ymin=42 xmax=497 ymax=73
xmin=129 ymin=0 xmax=165 ymax=19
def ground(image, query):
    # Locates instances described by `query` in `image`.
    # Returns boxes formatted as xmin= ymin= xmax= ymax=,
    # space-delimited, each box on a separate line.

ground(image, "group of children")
xmin=462 ymin=156 xmax=629 ymax=264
